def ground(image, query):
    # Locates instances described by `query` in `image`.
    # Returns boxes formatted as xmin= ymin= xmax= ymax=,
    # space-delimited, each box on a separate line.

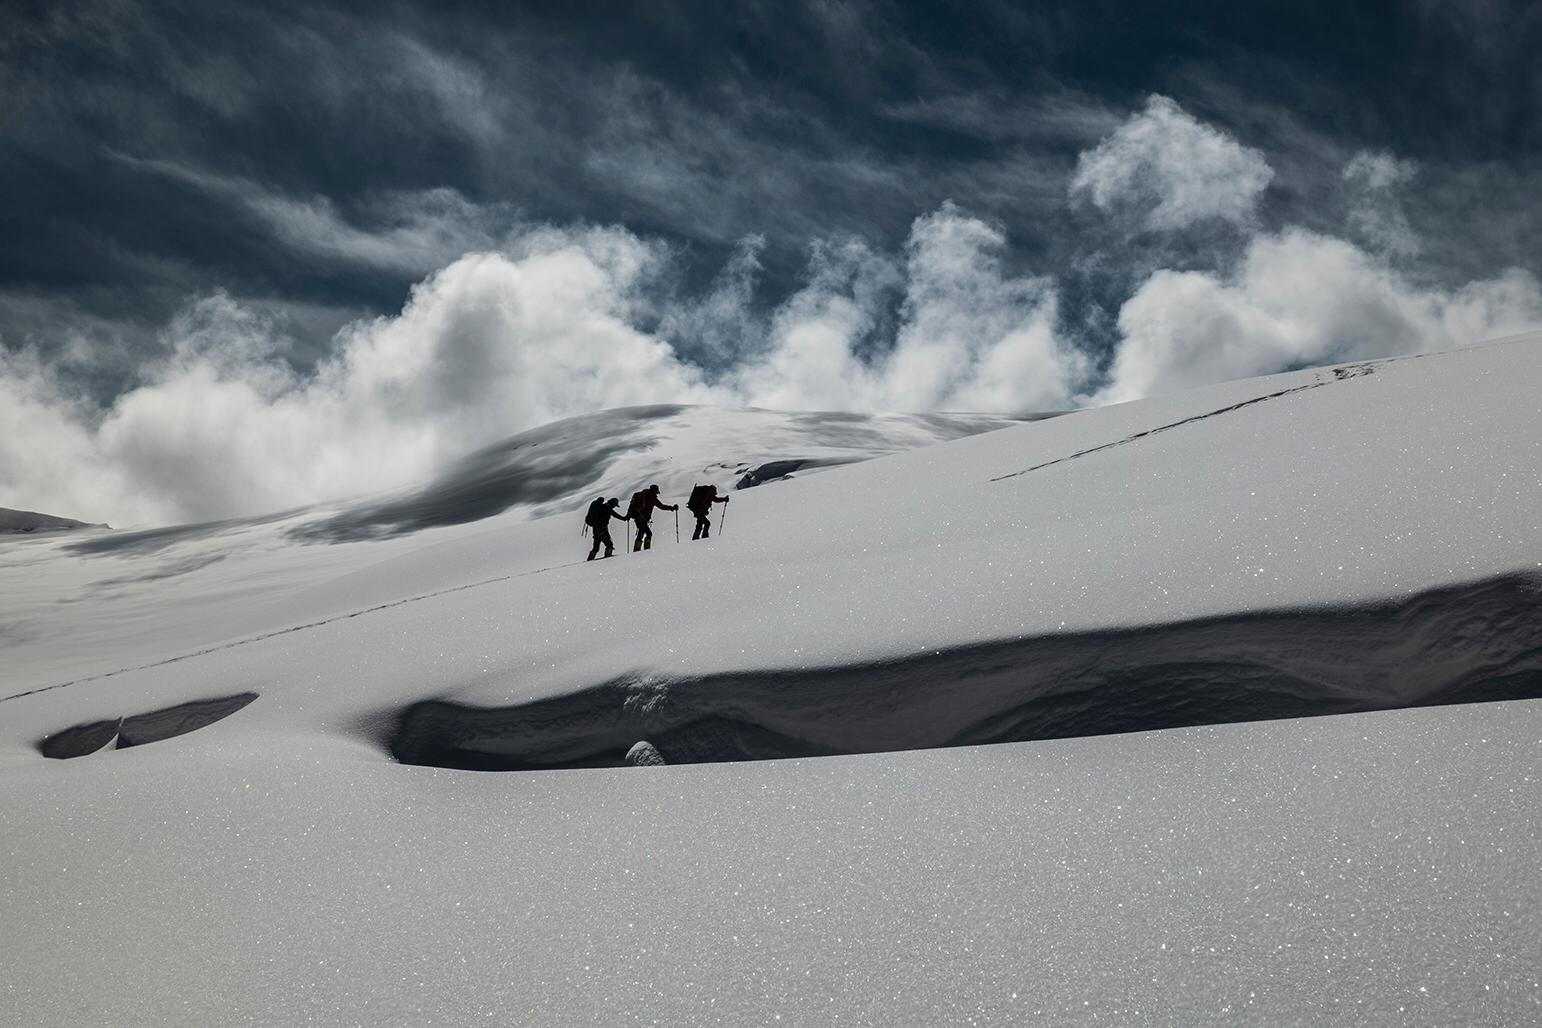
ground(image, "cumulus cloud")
xmin=727 ymin=237 xmax=902 ymax=411
xmin=1070 ymin=94 xmax=1274 ymax=231
xmin=1 ymin=205 xmax=1092 ymax=525
xmin=733 ymin=204 xmax=1084 ymax=412
xmin=1 ymin=228 xmax=708 ymax=523
xmin=0 ymin=350 xmax=160 ymax=525
xmin=1098 ymin=228 xmax=1542 ymax=403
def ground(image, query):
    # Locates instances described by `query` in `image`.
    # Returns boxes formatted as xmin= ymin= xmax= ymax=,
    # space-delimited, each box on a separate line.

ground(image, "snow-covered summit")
xmin=0 ymin=506 xmax=103 ymax=533
xmin=291 ymin=404 xmax=1035 ymax=542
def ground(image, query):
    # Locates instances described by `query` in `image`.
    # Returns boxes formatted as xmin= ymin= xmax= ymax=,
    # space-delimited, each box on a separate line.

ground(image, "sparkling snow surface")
xmin=2 ymin=339 xmax=1541 ymax=1025
xmin=2 ymin=705 xmax=1537 ymax=1025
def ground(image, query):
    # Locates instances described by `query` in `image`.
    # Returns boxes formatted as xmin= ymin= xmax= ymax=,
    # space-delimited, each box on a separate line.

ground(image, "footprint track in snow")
xmin=991 ymin=360 xmax=1392 ymax=482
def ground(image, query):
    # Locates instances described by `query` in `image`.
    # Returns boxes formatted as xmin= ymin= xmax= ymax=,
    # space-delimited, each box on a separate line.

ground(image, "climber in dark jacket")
xmin=625 ymin=484 xmax=678 ymax=551
xmin=584 ymin=497 xmax=629 ymax=560
xmin=686 ymin=484 xmax=729 ymax=540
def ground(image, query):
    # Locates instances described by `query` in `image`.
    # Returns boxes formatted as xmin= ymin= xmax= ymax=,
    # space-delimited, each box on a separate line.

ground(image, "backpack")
xmin=584 ymin=498 xmax=608 ymax=529
xmin=687 ymin=484 xmax=713 ymax=514
xmin=627 ymin=490 xmax=649 ymax=519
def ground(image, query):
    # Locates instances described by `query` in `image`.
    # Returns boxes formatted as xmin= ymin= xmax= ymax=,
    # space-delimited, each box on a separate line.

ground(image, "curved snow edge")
xmin=383 ymin=572 xmax=1542 ymax=770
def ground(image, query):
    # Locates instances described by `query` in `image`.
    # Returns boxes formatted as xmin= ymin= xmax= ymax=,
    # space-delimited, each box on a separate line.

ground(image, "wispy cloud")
xmin=1343 ymin=151 xmax=1422 ymax=257
xmin=110 ymin=153 xmax=522 ymax=275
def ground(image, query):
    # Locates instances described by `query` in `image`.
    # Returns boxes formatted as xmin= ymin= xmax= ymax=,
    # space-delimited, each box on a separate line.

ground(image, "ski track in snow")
xmin=0 ymin=560 xmax=585 ymax=705
xmin=991 ymin=360 xmax=1392 ymax=481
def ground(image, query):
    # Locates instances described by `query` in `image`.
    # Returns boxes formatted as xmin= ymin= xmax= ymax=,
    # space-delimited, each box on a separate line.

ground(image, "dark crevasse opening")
xmin=38 ymin=693 xmax=259 ymax=759
xmin=386 ymin=574 xmax=1542 ymax=772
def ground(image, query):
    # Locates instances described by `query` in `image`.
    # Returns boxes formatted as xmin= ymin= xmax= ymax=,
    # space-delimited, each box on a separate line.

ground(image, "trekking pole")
xmin=719 ymin=500 xmax=728 ymax=536
xmin=626 ymin=520 xmax=631 ymax=554
xmin=675 ymin=508 xmax=679 ymax=544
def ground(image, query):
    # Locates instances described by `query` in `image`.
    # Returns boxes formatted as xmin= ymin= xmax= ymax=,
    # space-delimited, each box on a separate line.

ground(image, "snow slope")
xmin=0 ymin=405 xmax=1025 ymax=690
xmin=294 ymin=404 xmax=1035 ymax=542
xmin=2 ymin=337 xmax=1540 ymax=1025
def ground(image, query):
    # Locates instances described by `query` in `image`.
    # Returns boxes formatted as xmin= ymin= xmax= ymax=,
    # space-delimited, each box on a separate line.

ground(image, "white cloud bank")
xmin=1100 ymin=229 xmax=1542 ymax=404
xmin=1070 ymin=94 xmax=1274 ymax=231
xmin=6 ymin=99 xmax=1542 ymax=526
xmin=733 ymin=203 xmax=1084 ymax=412
xmin=1 ymin=207 xmax=1085 ymax=525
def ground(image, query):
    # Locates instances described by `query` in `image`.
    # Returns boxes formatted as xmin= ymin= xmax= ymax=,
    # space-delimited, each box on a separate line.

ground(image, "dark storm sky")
xmin=4 ymin=0 xmax=1538 ymax=385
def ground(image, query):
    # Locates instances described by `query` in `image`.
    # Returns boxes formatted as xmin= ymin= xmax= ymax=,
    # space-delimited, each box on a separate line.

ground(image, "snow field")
xmin=2 ymin=336 xmax=1541 ymax=1025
